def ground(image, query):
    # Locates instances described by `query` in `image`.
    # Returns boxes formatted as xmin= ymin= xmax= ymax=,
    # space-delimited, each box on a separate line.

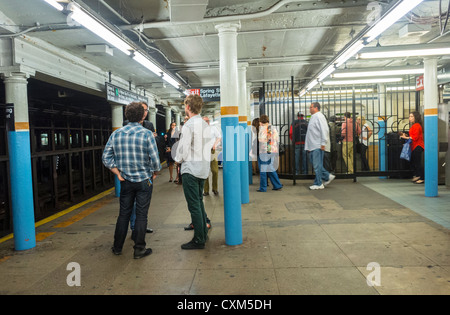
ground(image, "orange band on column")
xmin=15 ymin=122 xmax=29 ymax=130
xmin=221 ymin=106 xmax=239 ymax=116
xmin=424 ymin=108 xmax=438 ymax=116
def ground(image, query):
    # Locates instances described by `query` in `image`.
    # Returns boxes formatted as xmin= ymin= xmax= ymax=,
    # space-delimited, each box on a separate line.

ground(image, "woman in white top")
xmin=357 ymin=116 xmax=372 ymax=171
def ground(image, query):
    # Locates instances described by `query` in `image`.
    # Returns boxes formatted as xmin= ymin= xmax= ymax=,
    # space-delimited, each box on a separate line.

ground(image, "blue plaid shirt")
xmin=102 ymin=122 xmax=161 ymax=182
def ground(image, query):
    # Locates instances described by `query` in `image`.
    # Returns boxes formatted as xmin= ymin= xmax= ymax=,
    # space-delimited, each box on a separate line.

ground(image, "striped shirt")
xmin=102 ymin=122 xmax=161 ymax=182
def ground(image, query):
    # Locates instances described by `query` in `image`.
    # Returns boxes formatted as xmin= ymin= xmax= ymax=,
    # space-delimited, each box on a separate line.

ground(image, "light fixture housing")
xmin=323 ymin=77 xmax=403 ymax=85
xmin=358 ymin=43 xmax=450 ymax=59
xmin=332 ymin=67 xmax=424 ymax=78
xmin=66 ymin=3 xmax=182 ymax=90
xmin=69 ymin=3 xmax=133 ymax=56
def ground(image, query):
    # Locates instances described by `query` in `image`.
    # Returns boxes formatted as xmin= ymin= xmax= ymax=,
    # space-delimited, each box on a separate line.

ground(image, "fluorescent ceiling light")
xmin=386 ymin=86 xmax=416 ymax=91
xmin=306 ymin=80 xmax=319 ymax=91
xmin=335 ymin=42 xmax=365 ymax=68
xmin=333 ymin=68 xmax=424 ymax=78
xmin=358 ymin=47 xmax=450 ymax=59
xmin=44 ymin=0 xmax=63 ymax=11
xmin=162 ymin=73 xmax=181 ymax=89
xmin=310 ymin=88 xmax=374 ymax=95
xmin=323 ymin=78 xmax=403 ymax=85
xmin=365 ymin=0 xmax=424 ymax=43
xmin=70 ymin=5 xmax=132 ymax=55
xmin=133 ymin=52 xmax=163 ymax=75
xmin=318 ymin=65 xmax=336 ymax=82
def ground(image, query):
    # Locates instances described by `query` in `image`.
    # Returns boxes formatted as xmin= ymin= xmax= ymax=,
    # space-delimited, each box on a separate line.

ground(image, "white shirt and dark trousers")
xmin=175 ymin=115 xmax=212 ymax=249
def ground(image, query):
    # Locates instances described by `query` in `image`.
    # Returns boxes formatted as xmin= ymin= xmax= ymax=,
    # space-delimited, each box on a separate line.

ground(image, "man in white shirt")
xmin=175 ymin=94 xmax=212 ymax=249
xmin=304 ymin=102 xmax=335 ymax=190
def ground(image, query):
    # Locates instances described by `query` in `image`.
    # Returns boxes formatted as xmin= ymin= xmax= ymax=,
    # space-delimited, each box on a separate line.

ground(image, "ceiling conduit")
xmin=121 ymin=0 xmax=302 ymax=30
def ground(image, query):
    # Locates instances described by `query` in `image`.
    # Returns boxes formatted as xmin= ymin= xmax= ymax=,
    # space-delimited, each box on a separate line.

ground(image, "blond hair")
xmin=184 ymin=94 xmax=203 ymax=114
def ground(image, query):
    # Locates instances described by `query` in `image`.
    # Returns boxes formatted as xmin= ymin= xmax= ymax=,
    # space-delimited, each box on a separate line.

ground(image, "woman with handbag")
xmin=400 ymin=111 xmax=424 ymax=184
xmin=257 ymin=114 xmax=283 ymax=192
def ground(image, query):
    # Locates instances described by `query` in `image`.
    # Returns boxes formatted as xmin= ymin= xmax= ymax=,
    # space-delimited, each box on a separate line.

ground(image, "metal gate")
xmin=260 ymin=77 xmax=419 ymax=182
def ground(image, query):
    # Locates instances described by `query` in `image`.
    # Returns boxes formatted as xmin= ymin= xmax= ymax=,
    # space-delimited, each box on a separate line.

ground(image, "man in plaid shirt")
xmin=103 ymin=102 xmax=161 ymax=259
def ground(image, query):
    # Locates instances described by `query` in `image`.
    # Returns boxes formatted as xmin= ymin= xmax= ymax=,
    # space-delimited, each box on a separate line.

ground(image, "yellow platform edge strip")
xmin=0 ymin=187 xmax=115 ymax=244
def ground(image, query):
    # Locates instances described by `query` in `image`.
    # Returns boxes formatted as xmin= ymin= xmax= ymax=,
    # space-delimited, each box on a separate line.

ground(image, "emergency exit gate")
xmin=259 ymin=77 xmax=419 ymax=181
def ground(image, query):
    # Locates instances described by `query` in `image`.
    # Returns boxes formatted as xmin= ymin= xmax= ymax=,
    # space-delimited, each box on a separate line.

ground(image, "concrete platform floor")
xmin=0 ymin=168 xmax=449 ymax=295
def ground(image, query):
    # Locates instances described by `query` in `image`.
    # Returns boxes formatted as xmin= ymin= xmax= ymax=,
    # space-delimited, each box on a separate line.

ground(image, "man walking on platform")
xmin=305 ymin=102 xmax=335 ymax=190
xmin=103 ymin=102 xmax=161 ymax=259
xmin=175 ymin=94 xmax=212 ymax=249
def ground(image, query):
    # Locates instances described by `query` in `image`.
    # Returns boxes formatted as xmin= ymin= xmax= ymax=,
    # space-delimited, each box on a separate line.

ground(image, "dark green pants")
xmin=182 ymin=173 xmax=208 ymax=244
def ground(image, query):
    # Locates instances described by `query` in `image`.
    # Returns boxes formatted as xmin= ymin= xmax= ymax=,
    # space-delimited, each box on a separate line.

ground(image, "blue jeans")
xmin=309 ymin=149 xmax=330 ymax=186
xmin=295 ymin=144 xmax=308 ymax=175
xmin=114 ymin=179 xmax=153 ymax=251
xmin=258 ymin=154 xmax=283 ymax=192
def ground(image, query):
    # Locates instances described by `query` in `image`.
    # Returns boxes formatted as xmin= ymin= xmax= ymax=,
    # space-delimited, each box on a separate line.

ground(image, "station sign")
xmin=186 ymin=86 xmax=220 ymax=102
xmin=105 ymin=82 xmax=149 ymax=105
xmin=416 ymin=75 xmax=424 ymax=91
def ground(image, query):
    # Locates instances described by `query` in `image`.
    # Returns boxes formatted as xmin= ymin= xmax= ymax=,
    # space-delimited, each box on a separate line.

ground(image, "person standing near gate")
xmin=175 ymin=94 xmax=212 ymax=249
xmin=341 ymin=112 xmax=361 ymax=174
xmin=289 ymin=112 xmax=308 ymax=175
xmin=305 ymin=102 xmax=335 ymax=190
xmin=400 ymin=111 xmax=424 ymax=184
xmin=103 ymin=102 xmax=161 ymax=259
xmin=257 ymin=114 xmax=283 ymax=192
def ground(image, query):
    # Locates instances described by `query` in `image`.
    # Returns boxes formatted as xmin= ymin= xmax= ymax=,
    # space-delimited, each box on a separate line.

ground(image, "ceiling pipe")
xmin=121 ymin=0 xmax=302 ymax=30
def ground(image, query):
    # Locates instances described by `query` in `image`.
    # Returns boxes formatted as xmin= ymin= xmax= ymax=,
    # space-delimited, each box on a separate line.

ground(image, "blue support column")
xmin=248 ymin=125 xmax=253 ymax=185
xmin=378 ymin=117 xmax=387 ymax=179
xmin=114 ymin=176 xmax=121 ymax=197
xmin=424 ymin=115 xmax=438 ymax=196
xmin=239 ymin=122 xmax=249 ymax=204
xmin=424 ymin=57 xmax=439 ymax=197
xmin=217 ymin=23 xmax=243 ymax=246
xmin=7 ymin=128 xmax=36 ymax=250
xmin=222 ymin=117 xmax=243 ymax=245
xmin=5 ymin=73 xmax=36 ymax=251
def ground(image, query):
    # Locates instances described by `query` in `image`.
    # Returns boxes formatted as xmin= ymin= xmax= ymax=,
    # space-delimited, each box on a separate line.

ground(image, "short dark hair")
xmin=311 ymin=102 xmax=321 ymax=111
xmin=125 ymin=102 xmax=144 ymax=122
xmin=259 ymin=114 xmax=270 ymax=124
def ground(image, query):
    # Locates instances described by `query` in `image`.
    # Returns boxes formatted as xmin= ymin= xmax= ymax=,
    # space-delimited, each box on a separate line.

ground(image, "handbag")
xmin=400 ymin=139 xmax=412 ymax=161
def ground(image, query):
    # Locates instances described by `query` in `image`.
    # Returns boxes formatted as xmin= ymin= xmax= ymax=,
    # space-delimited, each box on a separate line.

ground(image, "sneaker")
xmin=309 ymin=184 xmax=324 ymax=190
xmin=324 ymin=174 xmax=335 ymax=186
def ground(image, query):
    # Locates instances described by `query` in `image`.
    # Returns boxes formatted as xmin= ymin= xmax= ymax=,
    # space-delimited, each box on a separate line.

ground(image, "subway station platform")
xmin=0 ymin=167 xmax=449 ymax=295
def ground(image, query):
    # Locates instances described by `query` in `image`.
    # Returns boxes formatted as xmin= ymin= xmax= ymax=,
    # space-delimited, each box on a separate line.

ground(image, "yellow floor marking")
xmin=0 ymin=187 xmax=115 ymax=245
xmin=52 ymin=198 xmax=112 ymax=228
xmin=35 ymin=232 xmax=56 ymax=242
xmin=0 ymin=256 xmax=11 ymax=263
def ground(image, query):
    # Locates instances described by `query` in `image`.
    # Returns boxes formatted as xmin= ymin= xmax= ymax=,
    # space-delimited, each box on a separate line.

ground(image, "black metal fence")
xmin=259 ymin=76 xmax=419 ymax=182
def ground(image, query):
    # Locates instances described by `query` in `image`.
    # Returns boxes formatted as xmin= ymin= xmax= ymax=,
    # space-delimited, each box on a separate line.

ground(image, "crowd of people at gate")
xmin=102 ymin=96 xmax=424 ymax=259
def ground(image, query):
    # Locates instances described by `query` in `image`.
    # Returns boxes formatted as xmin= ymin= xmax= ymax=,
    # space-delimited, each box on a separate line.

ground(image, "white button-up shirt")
xmin=304 ymin=111 xmax=329 ymax=152
xmin=174 ymin=115 xmax=213 ymax=179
